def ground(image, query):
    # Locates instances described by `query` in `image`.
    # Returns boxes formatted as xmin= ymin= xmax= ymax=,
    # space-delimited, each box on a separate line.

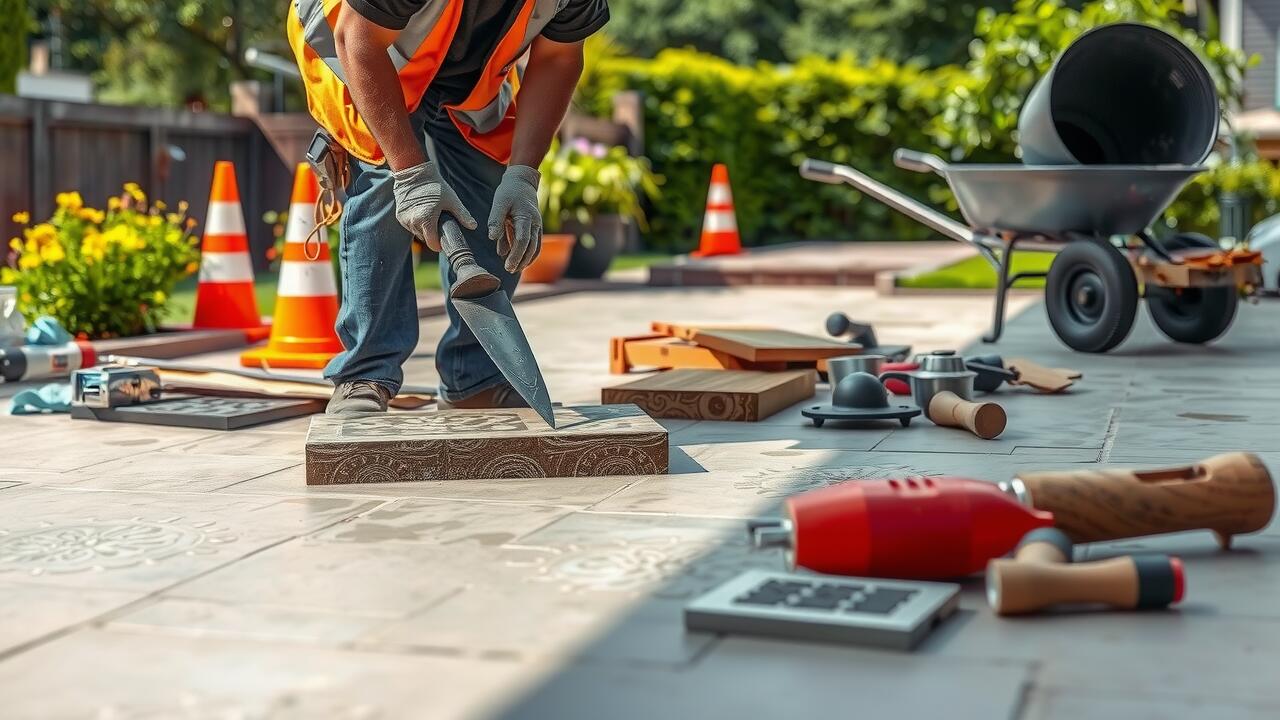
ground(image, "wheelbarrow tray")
xmin=940 ymin=164 xmax=1204 ymax=237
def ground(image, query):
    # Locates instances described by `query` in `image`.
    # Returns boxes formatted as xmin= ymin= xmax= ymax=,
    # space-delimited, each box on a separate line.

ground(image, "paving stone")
xmin=0 ymin=486 xmax=378 ymax=593
xmin=0 ymin=582 xmax=138 ymax=654
xmin=307 ymin=497 xmax=572 ymax=546
xmin=0 ymin=419 xmax=210 ymax=473
xmin=1022 ymin=686 xmax=1280 ymax=720
xmin=497 ymin=636 xmax=1031 ymax=720
xmin=0 ymin=628 xmax=540 ymax=720
xmin=108 ymin=597 xmax=388 ymax=645
xmin=43 ymin=451 xmax=300 ymax=492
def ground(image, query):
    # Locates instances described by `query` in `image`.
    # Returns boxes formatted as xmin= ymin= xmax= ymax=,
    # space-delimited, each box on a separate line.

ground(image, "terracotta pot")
xmin=522 ymin=233 xmax=576 ymax=284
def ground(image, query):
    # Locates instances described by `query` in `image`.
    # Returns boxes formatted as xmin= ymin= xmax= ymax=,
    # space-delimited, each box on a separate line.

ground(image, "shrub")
xmin=2 ymin=186 xmax=201 ymax=338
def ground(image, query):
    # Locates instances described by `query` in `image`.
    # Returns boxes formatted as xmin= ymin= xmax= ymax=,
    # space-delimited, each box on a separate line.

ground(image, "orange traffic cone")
xmin=691 ymin=163 xmax=742 ymax=257
xmin=193 ymin=161 xmax=267 ymax=338
xmin=240 ymin=163 xmax=343 ymax=369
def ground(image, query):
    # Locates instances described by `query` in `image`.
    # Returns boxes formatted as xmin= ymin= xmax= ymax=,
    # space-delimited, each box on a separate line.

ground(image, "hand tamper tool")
xmin=999 ymin=452 xmax=1275 ymax=548
xmin=986 ymin=528 xmax=1184 ymax=616
xmin=878 ymin=352 xmax=1008 ymax=439
xmin=749 ymin=476 xmax=1055 ymax=580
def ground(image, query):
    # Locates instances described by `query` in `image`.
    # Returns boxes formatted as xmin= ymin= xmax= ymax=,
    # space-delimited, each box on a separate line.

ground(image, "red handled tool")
xmin=750 ymin=476 xmax=1054 ymax=580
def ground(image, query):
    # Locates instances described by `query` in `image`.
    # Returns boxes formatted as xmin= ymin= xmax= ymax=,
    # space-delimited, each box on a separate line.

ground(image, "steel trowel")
xmin=437 ymin=217 xmax=556 ymax=428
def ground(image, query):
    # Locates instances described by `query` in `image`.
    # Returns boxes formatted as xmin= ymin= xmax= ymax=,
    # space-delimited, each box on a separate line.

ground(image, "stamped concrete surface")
xmin=2 ymin=284 xmax=1278 ymax=719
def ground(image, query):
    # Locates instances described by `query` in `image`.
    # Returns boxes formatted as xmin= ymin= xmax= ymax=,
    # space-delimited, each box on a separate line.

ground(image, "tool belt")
xmin=303 ymin=130 xmax=350 ymax=262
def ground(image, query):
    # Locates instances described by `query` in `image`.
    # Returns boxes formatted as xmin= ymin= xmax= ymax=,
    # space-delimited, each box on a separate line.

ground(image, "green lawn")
xmin=897 ymin=251 xmax=1055 ymax=290
xmin=164 ymin=253 xmax=663 ymax=325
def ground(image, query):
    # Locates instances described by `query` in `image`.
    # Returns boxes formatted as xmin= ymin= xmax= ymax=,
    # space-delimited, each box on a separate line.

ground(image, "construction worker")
xmin=287 ymin=0 xmax=609 ymax=414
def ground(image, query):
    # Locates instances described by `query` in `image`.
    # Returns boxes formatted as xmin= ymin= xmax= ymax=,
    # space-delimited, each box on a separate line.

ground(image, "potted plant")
xmin=3 ymin=185 xmax=201 ymax=338
xmin=538 ymin=138 xmax=661 ymax=279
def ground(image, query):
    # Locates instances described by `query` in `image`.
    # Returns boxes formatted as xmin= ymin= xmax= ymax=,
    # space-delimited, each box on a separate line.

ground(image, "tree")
xmin=0 ymin=0 xmax=27 ymax=94
xmin=30 ymin=0 xmax=290 ymax=110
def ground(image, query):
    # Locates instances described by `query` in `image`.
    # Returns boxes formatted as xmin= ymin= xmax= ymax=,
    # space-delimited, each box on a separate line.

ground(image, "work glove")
xmin=487 ymin=165 xmax=543 ymax=273
xmin=391 ymin=161 xmax=477 ymax=252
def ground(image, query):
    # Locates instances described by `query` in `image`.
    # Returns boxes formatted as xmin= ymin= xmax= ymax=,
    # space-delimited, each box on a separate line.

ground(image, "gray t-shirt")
xmin=345 ymin=0 xmax=609 ymax=103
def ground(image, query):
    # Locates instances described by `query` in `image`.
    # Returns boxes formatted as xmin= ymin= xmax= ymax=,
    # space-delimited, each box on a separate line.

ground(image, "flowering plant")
xmin=2 ymin=184 xmax=201 ymax=338
xmin=538 ymin=138 xmax=661 ymax=233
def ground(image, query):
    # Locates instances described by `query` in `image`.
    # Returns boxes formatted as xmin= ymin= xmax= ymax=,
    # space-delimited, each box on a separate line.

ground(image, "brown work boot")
xmin=327 ymin=380 xmax=392 ymax=415
xmin=437 ymin=383 xmax=527 ymax=410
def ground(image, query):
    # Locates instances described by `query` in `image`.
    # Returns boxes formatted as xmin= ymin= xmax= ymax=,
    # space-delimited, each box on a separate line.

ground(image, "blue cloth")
xmin=27 ymin=316 xmax=72 ymax=345
xmin=325 ymin=94 xmax=516 ymax=402
xmin=9 ymin=383 xmax=72 ymax=414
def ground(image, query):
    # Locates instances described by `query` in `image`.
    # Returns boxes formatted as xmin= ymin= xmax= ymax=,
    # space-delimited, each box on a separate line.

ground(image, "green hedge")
xmin=0 ymin=0 xmax=26 ymax=95
xmin=582 ymin=0 xmax=1280 ymax=252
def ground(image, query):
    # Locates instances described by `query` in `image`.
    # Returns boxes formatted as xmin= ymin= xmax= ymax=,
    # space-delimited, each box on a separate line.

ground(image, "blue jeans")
xmin=324 ymin=99 xmax=518 ymax=402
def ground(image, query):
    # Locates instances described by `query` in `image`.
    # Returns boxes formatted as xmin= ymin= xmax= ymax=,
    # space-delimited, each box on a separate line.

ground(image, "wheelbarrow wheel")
xmin=1045 ymin=237 xmax=1138 ymax=353
xmin=1146 ymin=232 xmax=1237 ymax=344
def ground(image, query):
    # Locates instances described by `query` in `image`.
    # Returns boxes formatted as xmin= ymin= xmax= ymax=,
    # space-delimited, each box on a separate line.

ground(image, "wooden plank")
xmin=681 ymin=327 xmax=859 ymax=363
xmin=602 ymin=369 xmax=816 ymax=421
xmin=610 ymin=335 xmax=787 ymax=374
xmin=650 ymin=321 xmax=771 ymax=341
xmin=304 ymin=404 xmax=668 ymax=485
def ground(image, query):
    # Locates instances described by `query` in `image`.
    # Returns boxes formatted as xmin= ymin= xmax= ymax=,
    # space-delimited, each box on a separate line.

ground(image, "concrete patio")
xmin=1 ymin=285 xmax=1278 ymax=719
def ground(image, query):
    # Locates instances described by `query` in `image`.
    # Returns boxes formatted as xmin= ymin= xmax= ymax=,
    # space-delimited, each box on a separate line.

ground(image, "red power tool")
xmin=750 ymin=476 xmax=1054 ymax=580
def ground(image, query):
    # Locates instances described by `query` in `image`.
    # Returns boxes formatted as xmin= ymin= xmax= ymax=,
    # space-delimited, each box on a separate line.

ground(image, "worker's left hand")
xmin=487 ymin=165 xmax=542 ymax=273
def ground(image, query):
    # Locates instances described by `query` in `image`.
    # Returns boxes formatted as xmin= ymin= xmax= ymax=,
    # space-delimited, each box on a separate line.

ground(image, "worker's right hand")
xmin=391 ymin=161 xmax=477 ymax=252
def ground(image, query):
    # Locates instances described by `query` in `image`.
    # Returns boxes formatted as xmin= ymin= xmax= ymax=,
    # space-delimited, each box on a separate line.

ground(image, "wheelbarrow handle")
xmin=798 ymin=159 xmax=845 ymax=185
xmin=893 ymin=149 xmax=948 ymax=176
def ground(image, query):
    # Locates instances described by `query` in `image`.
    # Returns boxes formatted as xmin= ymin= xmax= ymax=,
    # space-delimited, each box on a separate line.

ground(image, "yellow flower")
xmin=123 ymin=182 xmax=146 ymax=203
xmin=184 ymin=261 xmax=199 ymax=274
xmin=18 ymin=253 xmax=40 ymax=270
xmin=154 ymin=200 xmax=166 ymax=211
xmin=149 ymin=216 xmax=162 ymax=228
xmin=11 ymin=211 xmax=29 ymax=224
xmin=178 ymin=200 xmax=189 ymax=213
xmin=152 ymin=290 xmax=167 ymax=304
xmin=55 ymin=191 xmax=84 ymax=211
xmin=40 ymin=241 xmax=65 ymax=264
xmin=166 ymin=213 xmax=182 ymax=225
xmin=8 ymin=237 xmax=20 ymax=251
xmin=24 ymin=224 xmax=57 ymax=246
xmin=78 ymin=208 xmax=106 ymax=224
xmin=108 ymin=197 xmax=122 ymax=211
xmin=0 ymin=268 xmax=15 ymax=284
xmin=82 ymin=231 xmax=107 ymax=263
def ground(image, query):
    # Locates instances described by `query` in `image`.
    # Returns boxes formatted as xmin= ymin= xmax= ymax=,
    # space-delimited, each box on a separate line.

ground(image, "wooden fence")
xmin=0 ymin=96 xmax=293 ymax=270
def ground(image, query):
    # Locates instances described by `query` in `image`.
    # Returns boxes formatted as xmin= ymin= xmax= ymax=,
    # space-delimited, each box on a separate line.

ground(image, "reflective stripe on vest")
xmin=289 ymin=0 xmax=561 ymax=165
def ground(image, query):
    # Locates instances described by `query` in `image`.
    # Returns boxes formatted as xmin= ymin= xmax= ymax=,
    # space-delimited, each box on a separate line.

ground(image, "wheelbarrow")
xmin=800 ymin=150 xmax=1264 ymax=353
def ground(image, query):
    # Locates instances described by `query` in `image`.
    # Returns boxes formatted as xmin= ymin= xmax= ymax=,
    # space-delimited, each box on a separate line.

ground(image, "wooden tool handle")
xmin=928 ymin=391 xmax=1007 ymax=439
xmin=1013 ymin=528 xmax=1073 ymax=564
xmin=988 ymin=555 xmax=1183 ymax=615
xmin=1016 ymin=452 xmax=1275 ymax=547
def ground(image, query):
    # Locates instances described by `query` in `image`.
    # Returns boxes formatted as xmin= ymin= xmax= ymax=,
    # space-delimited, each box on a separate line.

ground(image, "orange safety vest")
xmin=287 ymin=0 xmax=561 ymax=165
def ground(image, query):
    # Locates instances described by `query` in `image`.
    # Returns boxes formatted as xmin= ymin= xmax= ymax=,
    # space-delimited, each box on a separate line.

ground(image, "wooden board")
xmin=304 ymin=404 xmax=668 ymax=485
xmin=1006 ymin=358 xmax=1078 ymax=394
xmin=71 ymin=395 xmax=324 ymax=430
xmin=650 ymin=321 xmax=772 ymax=341
xmin=610 ymin=334 xmax=789 ymax=374
xmin=677 ymin=327 xmax=859 ymax=363
xmin=602 ymin=369 xmax=816 ymax=421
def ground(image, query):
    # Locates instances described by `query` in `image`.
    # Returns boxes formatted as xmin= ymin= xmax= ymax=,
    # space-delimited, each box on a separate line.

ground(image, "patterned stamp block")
xmin=304 ymin=404 xmax=669 ymax=485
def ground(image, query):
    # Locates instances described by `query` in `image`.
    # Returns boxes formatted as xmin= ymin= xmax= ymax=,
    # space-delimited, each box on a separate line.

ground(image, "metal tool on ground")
xmin=987 ymin=528 xmax=1184 ymax=616
xmin=824 ymin=312 xmax=911 ymax=360
xmin=438 ymin=216 xmax=555 ymax=428
xmin=0 ymin=341 xmax=96 ymax=383
xmin=104 ymin=355 xmax=435 ymax=409
xmin=927 ymin=391 xmax=1006 ymax=440
xmin=72 ymin=366 xmax=162 ymax=408
xmin=750 ymin=475 xmax=1054 ymax=580
xmin=801 ymin=372 xmax=920 ymax=428
xmin=878 ymin=351 xmax=1006 ymax=413
xmin=799 ymin=25 xmax=1261 ymax=353
xmin=825 ymin=354 xmax=886 ymax=386
xmin=1001 ymin=452 xmax=1275 ymax=549
xmin=684 ymin=569 xmax=959 ymax=651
